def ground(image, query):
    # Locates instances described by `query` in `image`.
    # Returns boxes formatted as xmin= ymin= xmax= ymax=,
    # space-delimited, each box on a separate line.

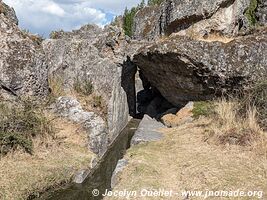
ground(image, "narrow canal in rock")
xmin=38 ymin=118 xmax=141 ymax=200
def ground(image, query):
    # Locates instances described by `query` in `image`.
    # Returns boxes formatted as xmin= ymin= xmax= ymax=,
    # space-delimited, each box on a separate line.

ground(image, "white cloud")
xmin=3 ymin=0 xmax=142 ymax=37
xmin=42 ymin=3 xmax=66 ymax=17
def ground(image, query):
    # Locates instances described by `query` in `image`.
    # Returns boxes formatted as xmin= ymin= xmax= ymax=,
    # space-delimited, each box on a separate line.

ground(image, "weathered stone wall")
xmin=132 ymin=0 xmax=267 ymax=40
xmin=0 ymin=4 xmax=48 ymax=101
xmin=43 ymin=25 xmax=131 ymax=153
xmin=133 ymin=29 xmax=267 ymax=106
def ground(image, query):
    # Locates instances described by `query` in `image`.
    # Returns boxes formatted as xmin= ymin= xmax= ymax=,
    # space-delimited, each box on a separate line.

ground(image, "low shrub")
xmin=0 ymin=100 xmax=54 ymax=155
xmin=74 ymin=77 xmax=94 ymax=96
xmin=245 ymin=0 xmax=258 ymax=26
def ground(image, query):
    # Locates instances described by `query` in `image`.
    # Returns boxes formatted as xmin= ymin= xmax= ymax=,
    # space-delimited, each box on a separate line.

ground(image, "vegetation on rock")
xmin=147 ymin=0 xmax=164 ymax=6
xmin=74 ymin=76 xmax=94 ymax=96
xmin=122 ymin=0 xmax=164 ymax=37
xmin=123 ymin=0 xmax=145 ymax=37
xmin=0 ymin=100 xmax=54 ymax=155
xmin=245 ymin=0 xmax=259 ymax=26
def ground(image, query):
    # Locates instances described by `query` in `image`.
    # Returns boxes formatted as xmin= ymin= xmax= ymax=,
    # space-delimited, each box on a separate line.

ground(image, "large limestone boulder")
xmin=133 ymin=0 xmax=266 ymax=40
xmin=133 ymin=29 xmax=267 ymax=106
xmin=131 ymin=115 xmax=164 ymax=146
xmin=55 ymin=96 xmax=108 ymax=155
xmin=43 ymin=25 xmax=135 ymax=152
xmin=0 ymin=2 xmax=48 ymax=101
xmin=133 ymin=5 xmax=161 ymax=41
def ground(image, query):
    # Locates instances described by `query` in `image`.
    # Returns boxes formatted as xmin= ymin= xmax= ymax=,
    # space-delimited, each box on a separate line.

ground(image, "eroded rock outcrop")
xmin=55 ymin=97 xmax=108 ymax=155
xmin=133 ymin=0 xmax=266 ymax=40
xmin=0 ymin=0 xmax=18 ymax=25
xmin=133 ymin=29 xmax=267 ymax=106
xmin=0 ymin=2 xmax=48 ymax=101
xmin=43 ymin=25 xmax=144 ymax=155
xmin=257 ymin=0 xmax=267 ymax=25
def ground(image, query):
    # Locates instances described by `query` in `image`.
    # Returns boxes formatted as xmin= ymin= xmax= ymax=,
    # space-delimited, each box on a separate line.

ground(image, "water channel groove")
xmin=37 ymin=119 xmax=141 ymax=200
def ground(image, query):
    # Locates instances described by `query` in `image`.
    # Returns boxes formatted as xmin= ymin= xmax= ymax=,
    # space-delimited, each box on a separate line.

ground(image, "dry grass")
xmin=109 ymin=98 xmax=267 ymax=200
xmin=0 ymin=117 xmax=93 ymax=200
xmin=109 ymin=119 xmax=267 ymax=200
xmin=170 ymin=31 xmax=236 ymax=43
xmin=48 ymin=74 xmax=66 ymax=99
xmin=70 ymin=92 xmax=108 ymax=120
xmin=197 ymin=33 xmax=235 ymax=43
xmin=205 ymin=99 xmax=266 ymax=154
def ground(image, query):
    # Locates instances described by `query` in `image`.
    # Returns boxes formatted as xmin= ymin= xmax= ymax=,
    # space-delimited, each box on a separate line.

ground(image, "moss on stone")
xmin=245 ymin=0 xmax=258 ymax=26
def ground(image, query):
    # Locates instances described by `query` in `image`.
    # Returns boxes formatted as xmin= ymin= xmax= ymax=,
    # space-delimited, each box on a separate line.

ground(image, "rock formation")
xmin=0 ymin=1 xmax=48 ymax=101
xmin=133 ymin=0 xmax=267 ymax=40
xmin=1 ymin=0 xmax=266 ymax=159
xmin=0 ymin=0 xmax=18 ymax=25
xmin=42 ymin=25 xmax=144 ymax=155
xmin=133 ymin=28 xmax=267 ymax=106
xmin=55 ymin=97 xmax=108 ymax=155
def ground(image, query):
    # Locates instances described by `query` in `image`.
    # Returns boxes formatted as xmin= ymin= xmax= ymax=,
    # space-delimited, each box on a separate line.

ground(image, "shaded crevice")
xmin=0 ymin=80 xmax=18 ymax=96
xmin=121 ymin=57 xmax=137 ymax=117
xmin=121 ymin=58 xmax=176 ymax=120
xmin=137 ymin=70 xmax=176 ymax=120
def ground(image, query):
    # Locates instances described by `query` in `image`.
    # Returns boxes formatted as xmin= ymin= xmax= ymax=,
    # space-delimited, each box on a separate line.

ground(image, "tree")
xmin=122 ymin=0 xmax=148 ymax=37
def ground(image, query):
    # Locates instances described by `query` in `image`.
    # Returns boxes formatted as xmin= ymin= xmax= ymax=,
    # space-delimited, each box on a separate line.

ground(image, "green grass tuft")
xmin=192 ymin=101 xmax=214 ymax=118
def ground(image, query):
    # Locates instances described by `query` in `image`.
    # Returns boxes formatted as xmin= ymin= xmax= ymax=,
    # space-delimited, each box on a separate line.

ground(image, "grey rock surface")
xmin=43 ymin=23 xmax=147 ymax=154
xmin=43 ymin=26 xmax=130 ymax=152
xmin=133 ymin=5 xmax=161 ymax=41
xmin=111 ymin=159 xmax=128 ymax=188
xmin=0 ymin=6 xmax=48 ymax=101
xmin=133 ymin=29 xmax=267 ymax=106
xmin=0 ymin=0 xmax=18 ymax=25
xmin=73 ymin=169 xmax=90 ymax=184
xmin=177 ymin=0 xmax=251 ymax=37
xmin=131 ymin=115 xmax=164 ymax=146
xmin=55 ymin=96 xmax=108 ymax=155
xmin=257 ymin=0 xmax=267 ymax=25
xmin=55 ymin=96 xmax=95 ymax=123
xmin=132 ymin=0 xmax=265 ymax=40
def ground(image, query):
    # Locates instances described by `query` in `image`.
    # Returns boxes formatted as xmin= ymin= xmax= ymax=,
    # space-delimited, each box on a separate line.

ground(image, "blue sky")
xmin=3 ymin=0 xmax=141 ymax=37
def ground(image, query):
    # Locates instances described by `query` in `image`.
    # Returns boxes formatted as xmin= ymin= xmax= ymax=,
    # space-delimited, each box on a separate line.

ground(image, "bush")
xmin=74 ymin=77 xmax=94 ymax=96
xmin=0 ymin=100 xmax=54 ymax=155
xmin=0 ymin=132 xmax=33 ymax=155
